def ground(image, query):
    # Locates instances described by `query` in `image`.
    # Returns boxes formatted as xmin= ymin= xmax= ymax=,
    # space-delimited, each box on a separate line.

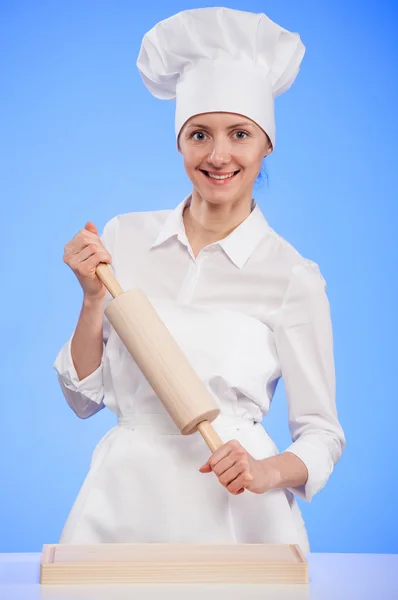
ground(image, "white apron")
xmin=57 ymin=297 xmax=310 ymax=554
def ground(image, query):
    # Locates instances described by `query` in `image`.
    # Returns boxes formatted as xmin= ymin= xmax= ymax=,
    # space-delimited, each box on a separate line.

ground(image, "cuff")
xmin=53 ymin=336 xmax=105 ymax=405
xmin=282 ymin=438 xmax=334 ymax=503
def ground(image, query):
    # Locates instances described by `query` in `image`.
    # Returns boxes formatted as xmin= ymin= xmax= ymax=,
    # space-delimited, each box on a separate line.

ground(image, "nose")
xmin=207 ymin=140 xmax=231 ymax=167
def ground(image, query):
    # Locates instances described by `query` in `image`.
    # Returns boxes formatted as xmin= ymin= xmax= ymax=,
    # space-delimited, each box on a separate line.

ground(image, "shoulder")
xmin=100 ymin=207 xmax=172 ymax=245
xmin=261 ymin=227 xmax=331 ymax=331
xmin=265 ymin=223 xmax=326 ymax=286
xmin=260 ymin=224 xmax=328 ymax=318
xmin=103 ymin=207 xmax=171 ymax=233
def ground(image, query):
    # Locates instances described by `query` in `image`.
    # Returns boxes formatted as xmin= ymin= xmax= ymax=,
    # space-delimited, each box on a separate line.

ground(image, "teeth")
xmin=207 ymin=172 xmax=236 ymax=180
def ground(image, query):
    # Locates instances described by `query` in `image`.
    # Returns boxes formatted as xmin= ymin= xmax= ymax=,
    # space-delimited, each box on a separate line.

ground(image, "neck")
xmin=183 ymin=189 xmax=254 ymax=244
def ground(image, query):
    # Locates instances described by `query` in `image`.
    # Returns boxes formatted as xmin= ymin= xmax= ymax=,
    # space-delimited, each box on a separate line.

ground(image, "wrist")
xmin=83 ymin=294 xmax=106 ymax=310
xmin=262 ymin=452 xmax=309 ymax=491
xmin=255 ymin=457 xmax=282 ymax=493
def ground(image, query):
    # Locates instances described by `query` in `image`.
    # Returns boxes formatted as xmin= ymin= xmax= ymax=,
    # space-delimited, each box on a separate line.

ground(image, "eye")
xmin=233 ymin=130 xmax=249 ymax=140
xmin=190 ymin=131 xmax=208 ymax=141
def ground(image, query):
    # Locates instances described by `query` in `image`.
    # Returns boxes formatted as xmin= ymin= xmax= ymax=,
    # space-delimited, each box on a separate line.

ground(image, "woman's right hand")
xmin=63 ymin=222 xmax=112 ymax=300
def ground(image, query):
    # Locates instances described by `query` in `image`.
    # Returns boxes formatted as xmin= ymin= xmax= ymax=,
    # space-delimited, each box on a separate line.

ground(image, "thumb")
xmin=85 ymin=221 xmax=98 ymax=235
xmin=199 ymin=461 xmax=212 ymax=473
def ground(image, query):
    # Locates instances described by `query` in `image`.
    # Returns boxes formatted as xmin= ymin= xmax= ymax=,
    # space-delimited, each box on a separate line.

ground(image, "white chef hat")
xmin=136 ymin=7 xmax=305 ymax=151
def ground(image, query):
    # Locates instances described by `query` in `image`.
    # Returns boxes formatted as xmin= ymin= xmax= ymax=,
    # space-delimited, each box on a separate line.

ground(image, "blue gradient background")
xmin=1 ymin=1 xmax=397 ymax=553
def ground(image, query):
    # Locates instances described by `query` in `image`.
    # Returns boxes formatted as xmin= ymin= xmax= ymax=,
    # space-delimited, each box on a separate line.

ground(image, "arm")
xmin=272 ymin=261 xmax=346 ymax=502
xmin=259 ymin=451 xmax=309 ymax=490
xmin=71 ymin=295 xmax=106 ymax=382
xmin=53 ymin=298 xmax=108 ymax=419
xmin=53 ymin=218 xmax=116 ymax=418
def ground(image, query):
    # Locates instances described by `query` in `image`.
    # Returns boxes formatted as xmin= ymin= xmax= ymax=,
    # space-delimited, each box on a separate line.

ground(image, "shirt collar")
xmin=150 ymin=194 xmax=270 ymax=269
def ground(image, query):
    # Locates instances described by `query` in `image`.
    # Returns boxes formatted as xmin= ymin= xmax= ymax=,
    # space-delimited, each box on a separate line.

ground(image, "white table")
xmin=1 ymin=552 xmax=397 ymax=599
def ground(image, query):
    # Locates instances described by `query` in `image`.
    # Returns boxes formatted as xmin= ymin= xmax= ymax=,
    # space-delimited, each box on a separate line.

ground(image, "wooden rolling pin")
xmin=95 ymin=262 xmax=224 ymax=453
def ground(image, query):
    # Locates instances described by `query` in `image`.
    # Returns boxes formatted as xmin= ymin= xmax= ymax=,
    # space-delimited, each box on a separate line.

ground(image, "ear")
xmin=176 ymin=130 xmax=184 ymax=155
xmin=265 ymin=134 xmax=273 ymax=157
xmin=264 ymin=145 xmax=272 ymax=158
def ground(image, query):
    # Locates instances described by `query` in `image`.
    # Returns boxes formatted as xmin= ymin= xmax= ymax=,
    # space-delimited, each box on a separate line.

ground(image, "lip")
xmin=203 ymin=170 xmax=239 ymax=175
xmin=200 ymin=169 xmax=240 ymax=185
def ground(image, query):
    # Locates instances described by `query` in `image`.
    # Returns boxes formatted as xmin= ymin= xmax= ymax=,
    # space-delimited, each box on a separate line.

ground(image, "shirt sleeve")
xmin=273 ymin=261 xmax=346 ymax=502
xmin=53 ymin=218 xmax=116 ymax=419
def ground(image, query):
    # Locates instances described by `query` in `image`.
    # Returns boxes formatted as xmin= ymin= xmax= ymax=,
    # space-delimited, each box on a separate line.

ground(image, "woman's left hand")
xmin=199 ymin=439 xmax=278 ymax=495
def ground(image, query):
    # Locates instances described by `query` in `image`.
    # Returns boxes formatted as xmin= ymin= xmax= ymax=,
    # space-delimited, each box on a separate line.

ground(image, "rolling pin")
xmin=95 ymin=262 xmax=224 ymax=453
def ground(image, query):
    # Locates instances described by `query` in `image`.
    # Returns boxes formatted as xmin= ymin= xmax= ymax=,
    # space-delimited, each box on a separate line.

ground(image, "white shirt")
xmin=53 ymin=194 xmax=346 ymax=551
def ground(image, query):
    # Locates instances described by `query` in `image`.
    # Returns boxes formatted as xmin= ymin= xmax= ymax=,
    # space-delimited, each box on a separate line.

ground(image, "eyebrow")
xmin=185 ymin=121 xmax=255 ymax=130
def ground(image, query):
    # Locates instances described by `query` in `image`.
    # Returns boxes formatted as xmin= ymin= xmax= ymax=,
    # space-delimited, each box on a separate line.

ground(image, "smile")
xmin=200 ymin=170 xmax=240 ymax=184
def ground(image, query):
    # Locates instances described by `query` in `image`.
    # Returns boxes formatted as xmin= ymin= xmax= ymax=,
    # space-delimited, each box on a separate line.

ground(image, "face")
xmin=178 ymin=112 xmax=272 ymax=206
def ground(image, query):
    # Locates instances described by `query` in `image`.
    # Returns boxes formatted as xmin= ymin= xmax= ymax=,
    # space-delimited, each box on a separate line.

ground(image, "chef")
xmin=54 ymin=7 xmax=346 ymax=555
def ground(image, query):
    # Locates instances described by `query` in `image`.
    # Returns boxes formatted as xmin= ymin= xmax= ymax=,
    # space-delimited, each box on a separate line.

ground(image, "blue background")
xmin=1 ymin=0 xmax=397 ymax=553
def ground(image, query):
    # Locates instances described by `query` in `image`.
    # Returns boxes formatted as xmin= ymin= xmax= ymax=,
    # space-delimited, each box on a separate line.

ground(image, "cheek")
xmin=182 ymin=158 xmax=200 ymax=184
xmin=238 ymin=151 xmax=264 ymax=173
xmin=184 ymin=158 xmax=197 ymax=177
xmin=182 ymin=149 xmax=204 ymax=172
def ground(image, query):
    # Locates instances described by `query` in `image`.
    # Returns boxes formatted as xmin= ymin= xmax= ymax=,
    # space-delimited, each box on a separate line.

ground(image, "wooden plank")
xmin=40 ymin=543 xmax=308 ymax=584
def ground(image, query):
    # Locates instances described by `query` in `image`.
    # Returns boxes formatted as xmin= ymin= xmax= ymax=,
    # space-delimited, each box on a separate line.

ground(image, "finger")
xmin=68 ymin=244 xmax=100 ymax=267
xmin=199 ymin=462 xmax=212 ymax=473
xmin=227 ymin=472 xmax=253 ymax=495
xmin=75 ymin=244 xmax=99 ymax=263
xmin=69 ymin=249 xmax=110 ymax=272
xmin=84 ymin=252 xmax=111 ymax=269
xmin=218 ymin=460 xmax=248 ymax=488
xmin=199 ymin=451 xmax=234 ymax=472
xmin=211 ymin=454 xmax=242 ymax=477
xmin=85 ymin=222 xmax=98 ymax=235
xmin=80 ymin=244 xmax=110 ymax=264
xmin=208 ymin=440 xmax=244 ymax=470
xmin=66 ymin=230 xmax=101 ymax=254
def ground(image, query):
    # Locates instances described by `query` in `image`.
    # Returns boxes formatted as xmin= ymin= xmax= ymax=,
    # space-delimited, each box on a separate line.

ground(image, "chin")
xmin=192 ymin=178 xmax=243 ymax=200
xmin=194 ymin=187 xmax=239 ymax=204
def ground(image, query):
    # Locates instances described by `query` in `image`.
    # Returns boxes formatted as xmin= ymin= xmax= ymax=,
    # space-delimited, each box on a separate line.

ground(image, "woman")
xmin=54 ymin=7 xmax=346 ymax=554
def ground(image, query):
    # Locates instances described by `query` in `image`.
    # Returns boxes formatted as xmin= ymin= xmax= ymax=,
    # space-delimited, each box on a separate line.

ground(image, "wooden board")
xmin=40 ymin=543 xmax=308 ymax=584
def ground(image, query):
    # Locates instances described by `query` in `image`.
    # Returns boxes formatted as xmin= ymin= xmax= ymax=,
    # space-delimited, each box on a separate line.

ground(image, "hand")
xmin=63 ymin=222 xmax=112 ymax=299
xmin=199 ymin=439 xmax=278 ymax=495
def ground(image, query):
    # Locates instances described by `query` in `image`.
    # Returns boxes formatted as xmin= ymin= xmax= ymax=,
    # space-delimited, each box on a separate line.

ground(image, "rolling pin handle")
xmin=95 ymin=263 xmax=124 ymax=298
xmin=196 ymin=420 xmax=224 ymax=453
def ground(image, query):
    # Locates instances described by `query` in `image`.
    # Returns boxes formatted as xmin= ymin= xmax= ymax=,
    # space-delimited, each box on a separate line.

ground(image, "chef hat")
xmin=136 ymin=7 xmax=305 ymax=150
